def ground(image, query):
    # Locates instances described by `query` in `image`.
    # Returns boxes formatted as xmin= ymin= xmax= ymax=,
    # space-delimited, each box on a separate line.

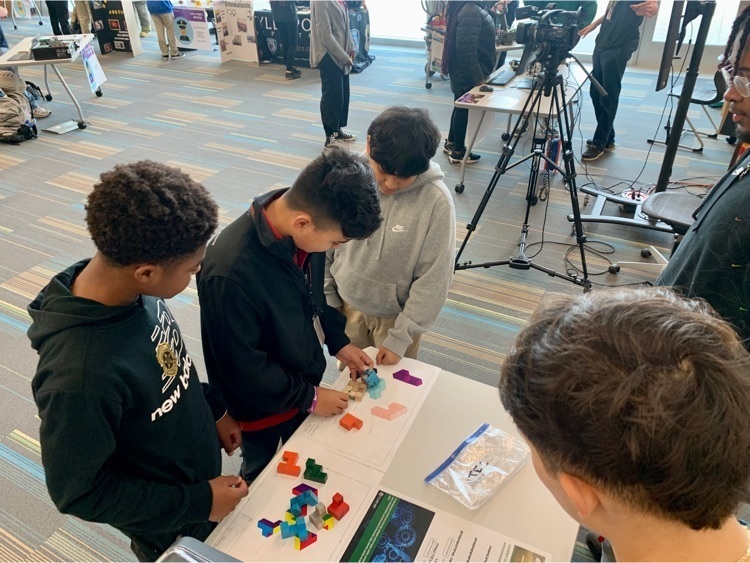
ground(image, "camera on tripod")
xmin=514 ymin=4 xmax=582 ymax=71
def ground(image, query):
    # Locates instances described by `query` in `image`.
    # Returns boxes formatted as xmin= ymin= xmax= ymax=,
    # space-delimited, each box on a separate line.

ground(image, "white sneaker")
xmin=32 ymin=107 xmax=51 ymax=119
xmin=140 ymin=30 xmax=150 ymax=37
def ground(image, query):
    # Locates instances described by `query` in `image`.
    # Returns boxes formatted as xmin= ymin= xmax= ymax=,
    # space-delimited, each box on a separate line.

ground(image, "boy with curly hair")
xmin=28 ymin=161 xmax=248 ymax=561
xmin=500 ymin=288 xmax=750 ymax=562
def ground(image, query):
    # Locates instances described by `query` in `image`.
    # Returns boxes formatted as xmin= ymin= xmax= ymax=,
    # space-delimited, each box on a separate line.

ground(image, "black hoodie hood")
xmin=27 ymin=259 xmax=142 ymax=351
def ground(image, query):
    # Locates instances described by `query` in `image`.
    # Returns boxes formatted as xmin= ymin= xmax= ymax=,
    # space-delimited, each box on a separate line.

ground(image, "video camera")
xmin=514 ymin=3 xmax=581 ymax=72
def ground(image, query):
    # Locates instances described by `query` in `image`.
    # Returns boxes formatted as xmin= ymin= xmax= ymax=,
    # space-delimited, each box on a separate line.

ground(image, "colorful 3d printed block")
xmin=393 ymin=369 xmax=423 ymax=386
xmin=362 ymin=367 xmax=380 ymax=387
xmin=367 ymin=378 xmax=386 ymax=399
xmin=294 ymin=531 xmax=317 ymax=550
xmin=339 ymin=412 xmax=363 ymax=431
xmin=323 ymin=514 xmax=334 ymax=530
xmin=328 ymin=492 xmax=350 ymax=521
xmin=292 ymin=483 xmax=318 ymax=497
xmin=277 ymin=450 xmax=301 ymax=476
xmin=371 ymin=402 xmax=407 ymax=420
xmin=304 ymin=458 xmax=328 ymax=484
xmin=280 ymin=521 xmax=295 ymax=539
xmin=257 ymin=518 xmax=280 ymax=537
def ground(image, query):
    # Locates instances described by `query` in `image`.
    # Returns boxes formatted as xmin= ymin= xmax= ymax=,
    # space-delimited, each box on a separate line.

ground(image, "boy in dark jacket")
xmin=28 ymin=161 xmax=248 ymax=562
xmin=197 ymin=146 xmax=382 ymax=483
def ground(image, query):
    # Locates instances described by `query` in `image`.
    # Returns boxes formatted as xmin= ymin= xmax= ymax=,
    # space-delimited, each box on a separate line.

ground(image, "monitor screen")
xmin=656 ymin=0 xmax=685 ymax=92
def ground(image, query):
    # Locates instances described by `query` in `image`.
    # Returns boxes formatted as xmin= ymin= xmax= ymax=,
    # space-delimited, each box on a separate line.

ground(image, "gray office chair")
xmin=641 ymin=191 xmax=700 ymax=254
xmin=669 ymin=70 xmax=727 ymax=151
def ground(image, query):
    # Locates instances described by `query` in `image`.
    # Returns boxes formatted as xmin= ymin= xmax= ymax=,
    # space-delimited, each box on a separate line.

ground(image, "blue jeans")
xmin=589 ymin=40 xmax=638 ymax=149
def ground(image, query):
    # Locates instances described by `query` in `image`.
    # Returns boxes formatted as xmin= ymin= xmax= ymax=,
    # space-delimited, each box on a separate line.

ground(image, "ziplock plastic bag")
xmin=424 ymin=423 xmax=530 ymax=510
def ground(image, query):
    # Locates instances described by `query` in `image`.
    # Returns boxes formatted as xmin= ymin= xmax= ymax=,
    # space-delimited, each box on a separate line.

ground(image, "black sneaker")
xmin=581 ymin=146 xmax=605 ymax=161
xmin=324 ymin=135 xmax=338 ymax=148
xmin=448 ymin=149 xmax=480 ymax=164
xmin=161 ymin=54 xmax=169 ymax=59
xmin=285 ymin=69 xmax=301 ymax=80
xmin=335 ymin=130 xmax=356 ymax=142
xmin=586 ymin=139 xmax=615 ymax=151
xmin=169 ymin=52 xmax=185 ymax=59
xmin=443 ymin=140 xmax=454 ymax=154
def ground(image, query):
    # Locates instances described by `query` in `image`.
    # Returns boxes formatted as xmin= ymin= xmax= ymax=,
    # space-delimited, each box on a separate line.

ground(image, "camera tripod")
xmin=454 ymin=64 xmax=592 ymax=291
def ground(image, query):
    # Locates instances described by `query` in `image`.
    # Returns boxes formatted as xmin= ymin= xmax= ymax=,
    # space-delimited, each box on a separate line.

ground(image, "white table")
xmin=0 ymin=34 xmax=100 ymax=129
xmin=207 ymin=362 xmax=579 ymax=562
xmin=453 ymin=62 xmax=588 ymax=194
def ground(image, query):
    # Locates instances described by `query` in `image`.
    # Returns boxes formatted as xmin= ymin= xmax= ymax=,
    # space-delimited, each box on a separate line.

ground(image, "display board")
xmin=90 ymin=0 xmax=143 ymax=56
xmin=173 ymin=6 xmax=214 ymax=50
xmin=215 ymin=0 xmax=258 ymax=63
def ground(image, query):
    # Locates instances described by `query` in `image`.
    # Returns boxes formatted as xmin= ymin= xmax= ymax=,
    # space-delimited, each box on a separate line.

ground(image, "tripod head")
xmin=515 ymin=5 xmax=582 ymax=77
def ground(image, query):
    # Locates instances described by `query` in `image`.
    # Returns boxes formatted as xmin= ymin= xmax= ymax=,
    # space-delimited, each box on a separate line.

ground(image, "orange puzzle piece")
xmin=339 ymin=413 xmax=363 ymax=431
xmin=277 ymin=450 xmax=301 ymax=476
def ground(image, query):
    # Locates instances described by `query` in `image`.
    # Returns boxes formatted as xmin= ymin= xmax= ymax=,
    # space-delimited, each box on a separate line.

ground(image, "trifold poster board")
xmin=173 ymin=6 xmax=214 ymax=51
xmin=214 ymin=0 xmax=258 ymax=63
xmin=90 ymin=0 xmax=143 ymax=56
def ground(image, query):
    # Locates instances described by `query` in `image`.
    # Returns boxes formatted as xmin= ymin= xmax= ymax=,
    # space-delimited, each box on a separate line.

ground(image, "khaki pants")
xmin=151 ymin=12 xmax=177 ymax=56
xmin=340 ymin=301 xmax=421 ymax=364
xmin=73 ymin=1 xmax=90 ymax=34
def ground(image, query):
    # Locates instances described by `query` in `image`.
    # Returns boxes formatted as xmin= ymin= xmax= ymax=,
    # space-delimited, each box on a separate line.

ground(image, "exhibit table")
xmin=206 ymin=352 xmax=579 ymax=562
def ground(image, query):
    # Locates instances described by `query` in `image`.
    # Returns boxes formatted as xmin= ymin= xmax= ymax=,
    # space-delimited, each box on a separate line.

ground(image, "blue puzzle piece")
xmin=280 ymin=521 xmax=295 ymax=539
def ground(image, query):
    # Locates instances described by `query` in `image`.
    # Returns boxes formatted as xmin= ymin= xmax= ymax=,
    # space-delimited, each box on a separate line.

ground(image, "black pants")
xmin=319 ymin=53 xmax=350 ymax=138
xmin=46 ymin=1 xmax=72 ymax=35
xmin=276 ymin=20 xmax=298 ymax=71
xmin=589 ymin=40 xmax=638 ymax=149
xmin=447 ymin=92 xmax=469 ymax=152
xmin=239 ymin=410 xmax=308 ymax=483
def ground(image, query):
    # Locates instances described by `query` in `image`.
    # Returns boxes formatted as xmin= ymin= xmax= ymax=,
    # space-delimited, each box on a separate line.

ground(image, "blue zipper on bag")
xmin=424 ymin=423 xmax=490 ymax=483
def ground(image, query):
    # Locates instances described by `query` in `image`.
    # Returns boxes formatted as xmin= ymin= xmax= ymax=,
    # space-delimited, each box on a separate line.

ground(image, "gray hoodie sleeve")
xmin=383 ymin=199 xmax=456 ymax=357
xmin=311 ymin=1 xmax=352 ymax=71
xmin=324 ymin=248 xmax=343 ymax=309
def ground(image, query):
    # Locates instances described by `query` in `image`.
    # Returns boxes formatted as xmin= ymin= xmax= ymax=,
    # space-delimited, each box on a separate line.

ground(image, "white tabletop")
xmin=456 ymin=61 xmax=588 ymax=116
xmin=0 ymin=34 xmax=94 ymax=67
xmin=381 ymin=369 xmax=579 ymax=562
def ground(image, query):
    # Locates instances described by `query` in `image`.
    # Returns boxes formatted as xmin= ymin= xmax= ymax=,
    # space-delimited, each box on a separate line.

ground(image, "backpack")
xmin=0 ymin=69 xmax=37 ymax=145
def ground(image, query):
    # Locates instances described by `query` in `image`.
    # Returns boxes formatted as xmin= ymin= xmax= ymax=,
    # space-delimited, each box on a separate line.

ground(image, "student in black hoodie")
xmin=197 ymin=146 xmax=382 ymax=483
xmin=28 ymin=161 xmax=249 ymax=562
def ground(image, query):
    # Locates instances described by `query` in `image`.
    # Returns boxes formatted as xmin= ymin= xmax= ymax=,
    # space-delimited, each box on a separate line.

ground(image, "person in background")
xmin=0 ymin=6 xmax=9 ymax=52
xmin=134 ymin=1 xmax=152 ymax=37
xmin=147 ymin=0 xmax=184 ymax=60
xmin=523 ymin=0 xmax=597 ymax=27
xmin=270 ymin=1 xmax=301 ymax=80
xmin=45 ymin=0 xmax=72 ymax=35
xmin=500 ymin=288 xmax=750 ymax=563
xmin=28 ymin=161 xmax=248 ymax=562
xmin=442 ymin=0 xmax=496 ymax=165
xmin=579 ymin=1 xmax=657 ymax=161
xmin=72 ymin=1 xmax=91 ymax=34
xmin=325 ymin=106 xmax=456 ymax=365
xmin=310 ymin=0 xmax=357 ymax=147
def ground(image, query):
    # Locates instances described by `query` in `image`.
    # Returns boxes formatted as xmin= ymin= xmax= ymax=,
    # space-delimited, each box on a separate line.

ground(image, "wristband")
xmin=308 ymin=386 xmax=319 ymax=414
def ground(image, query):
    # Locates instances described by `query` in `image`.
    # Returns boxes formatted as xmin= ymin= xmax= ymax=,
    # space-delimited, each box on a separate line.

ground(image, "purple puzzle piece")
xmin=393 ymin=369 xmax=423 ymax=386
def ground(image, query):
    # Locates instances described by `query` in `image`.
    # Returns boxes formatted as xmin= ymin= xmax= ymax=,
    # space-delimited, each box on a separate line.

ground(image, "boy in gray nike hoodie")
xmin=325 ymin=106 xmax=456 ymax=365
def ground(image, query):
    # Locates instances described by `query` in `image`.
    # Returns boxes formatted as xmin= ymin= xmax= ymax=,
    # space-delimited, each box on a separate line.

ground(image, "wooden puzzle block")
xmin=323 ymin=514 xmax=334 ymax=530
xmin=285 ymin=511 xmax=296 ymax=524
xmin=277 ymin=450 xmax=301 ymax=476
xmin=339 ymin=412 xmax=363 ymax=431
xmin=328 ymin=492 xmax=350 ymax=521
xmin=304 ymin=458 xmax=328 ymax=484
xmin=393 ymin=369 xmax=423 ymax=386
xmin=345 ymin=379 xmax=368 ymax=401
xmin=294 ymin=531 xmax=317 ymax=550
xmin=372 ymin=402 xmax=407 ymax=420
xmin=309 ymin=510 xmax=324 ymax=529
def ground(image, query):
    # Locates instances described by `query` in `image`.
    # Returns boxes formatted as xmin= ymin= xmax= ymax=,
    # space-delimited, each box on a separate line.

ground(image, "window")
xmin=652 ymin=0 xmax=740 ymax=46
